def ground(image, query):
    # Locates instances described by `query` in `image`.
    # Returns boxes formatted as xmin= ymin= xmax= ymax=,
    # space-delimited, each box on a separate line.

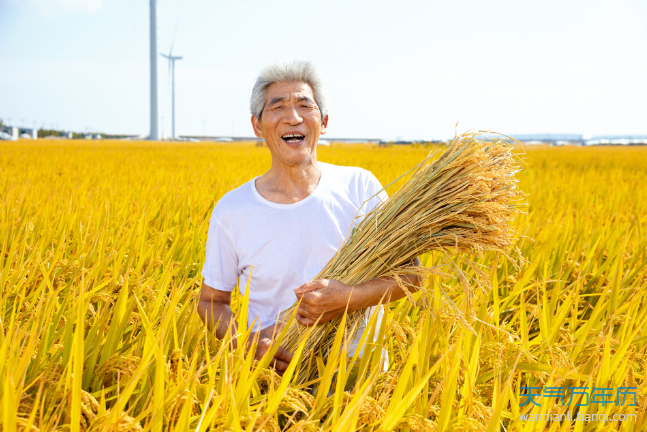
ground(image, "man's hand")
xmin=293 ymin=259 xmax=423 ymax=327
xmin=247 ymin=322 xmax=293 ymax=375
xmin=197 ymin=283 xmax=294 ymax=374
xmin=294 ymin=279 xmax=353 ymax=326
xmin=253 ymin=338 xmax=293 ymax=374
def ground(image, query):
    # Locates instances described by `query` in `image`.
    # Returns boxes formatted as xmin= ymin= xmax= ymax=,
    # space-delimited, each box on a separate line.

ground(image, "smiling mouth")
xmin=281 ymin=133 xmax=305 ymax=144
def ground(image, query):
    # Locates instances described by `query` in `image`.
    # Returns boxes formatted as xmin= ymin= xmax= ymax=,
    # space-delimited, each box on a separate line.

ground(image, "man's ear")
xmin=251 ymin=115 xmax=263 ymax=139
xmin=320 ymin=114 xmax=329 ymax=135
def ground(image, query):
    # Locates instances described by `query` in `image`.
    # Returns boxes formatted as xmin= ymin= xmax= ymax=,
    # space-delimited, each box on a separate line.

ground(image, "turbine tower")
xmin=161 ymin=34 xmax=182 ymax=140
xmin=149 ymin=0 xmax=159 ymax=140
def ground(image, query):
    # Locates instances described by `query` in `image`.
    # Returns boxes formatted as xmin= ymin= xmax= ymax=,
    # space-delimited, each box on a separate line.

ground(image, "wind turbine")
xmin=161 ymin=30 xmax=182 ymax=140
xmin=149 ymin=0 xmax=159 ymax=140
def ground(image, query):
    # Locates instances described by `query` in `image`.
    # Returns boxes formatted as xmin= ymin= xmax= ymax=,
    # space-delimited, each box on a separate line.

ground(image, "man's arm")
xmin=197 ymin=282 xmax=293 ymax=372
xmin=293 ymin=257 xmax=423 ymax=326
xmin=196 ymin=282 xmax=237 ymax=339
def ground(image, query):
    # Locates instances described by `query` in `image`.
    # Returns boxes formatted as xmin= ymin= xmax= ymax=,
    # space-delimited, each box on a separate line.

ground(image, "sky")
xmin=0 ymin=0 xmax=646 ymax=140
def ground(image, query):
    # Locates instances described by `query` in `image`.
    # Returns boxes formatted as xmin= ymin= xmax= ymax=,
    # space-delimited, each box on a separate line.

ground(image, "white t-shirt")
xmin=202 ymin=162 xmax=388 ymax=336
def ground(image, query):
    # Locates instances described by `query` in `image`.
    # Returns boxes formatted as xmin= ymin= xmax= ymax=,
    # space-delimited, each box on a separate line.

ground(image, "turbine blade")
xmin=169 ymin=19 xmax=179 ymax=57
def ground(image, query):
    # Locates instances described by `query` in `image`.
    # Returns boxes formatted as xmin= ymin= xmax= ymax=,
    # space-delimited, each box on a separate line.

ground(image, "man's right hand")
xmin=254 ymin=338 xmax=293 ymax=374
xmin=197 ymin=282 xmax=293 ymax=373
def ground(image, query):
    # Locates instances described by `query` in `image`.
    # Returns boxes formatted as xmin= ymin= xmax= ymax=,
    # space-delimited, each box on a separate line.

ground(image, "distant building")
xmin=512 ymin=134 xmax=583 ymax=142
xmin=477 ymin=133 xmax=583 ymax=145
xmin=20 ymin=128 xmax=38 ymax=139
xmin=584 ymin=135 xmax=647 ymax=146
xmin=328 ymin=138 xmax=381 ymax=144
xmin=524 ymin=140 xmax=546 ymax=145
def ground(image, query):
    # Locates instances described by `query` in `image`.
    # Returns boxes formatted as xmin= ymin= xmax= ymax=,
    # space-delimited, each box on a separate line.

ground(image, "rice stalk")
xmin=279 ymin=131 xmax=525 ymax=383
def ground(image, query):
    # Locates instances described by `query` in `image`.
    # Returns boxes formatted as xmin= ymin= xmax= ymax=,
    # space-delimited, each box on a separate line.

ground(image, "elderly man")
xmin=197 ymin=60 xmax=421 ymax=372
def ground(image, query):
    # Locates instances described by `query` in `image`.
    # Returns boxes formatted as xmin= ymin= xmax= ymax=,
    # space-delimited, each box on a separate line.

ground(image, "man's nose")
xmin=283 ymin=105 xmax=303 ymax=125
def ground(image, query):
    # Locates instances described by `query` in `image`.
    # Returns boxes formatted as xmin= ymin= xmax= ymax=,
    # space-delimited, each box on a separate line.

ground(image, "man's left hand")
xmin=293 ymin=279 xmax=354 ymax=326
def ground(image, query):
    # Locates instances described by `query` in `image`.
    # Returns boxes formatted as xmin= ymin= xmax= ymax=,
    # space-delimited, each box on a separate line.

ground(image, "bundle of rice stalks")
xmin=279 ymin=132 xmax=524 ymax=383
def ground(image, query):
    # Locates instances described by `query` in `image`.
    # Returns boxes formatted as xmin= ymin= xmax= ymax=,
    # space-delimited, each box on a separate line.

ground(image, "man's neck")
xmin=255 ymin=157 xmax=322 ymax=205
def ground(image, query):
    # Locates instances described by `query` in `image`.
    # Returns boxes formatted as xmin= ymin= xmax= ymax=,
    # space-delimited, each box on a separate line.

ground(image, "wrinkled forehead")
xmin=264 ymin=81 xmax=315 ymax=107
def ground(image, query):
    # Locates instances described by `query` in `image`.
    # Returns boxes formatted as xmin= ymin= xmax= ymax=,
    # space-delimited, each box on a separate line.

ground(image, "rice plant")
xmin=0 ymin=140 xmax=645 ymax=431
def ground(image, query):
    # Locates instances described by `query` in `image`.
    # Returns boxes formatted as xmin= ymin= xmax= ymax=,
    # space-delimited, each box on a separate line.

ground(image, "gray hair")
xmin=250 ymin=59 xmax=328 ymax=120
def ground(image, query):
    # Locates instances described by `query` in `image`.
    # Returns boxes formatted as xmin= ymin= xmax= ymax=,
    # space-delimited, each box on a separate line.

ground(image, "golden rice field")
xmin=1 ymin=140 xmax=646 ymax=431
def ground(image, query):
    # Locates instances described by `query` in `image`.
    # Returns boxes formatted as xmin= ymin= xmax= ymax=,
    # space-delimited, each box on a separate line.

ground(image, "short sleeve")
xmin=359 ymin=171 xmax=389 ymax=216
xmin=201 ymin=209 xmax=239 ymax=292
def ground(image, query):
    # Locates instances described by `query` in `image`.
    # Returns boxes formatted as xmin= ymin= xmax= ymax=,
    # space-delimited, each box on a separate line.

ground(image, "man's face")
xmin=251 ymin=81 xmax=328 ymax=165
